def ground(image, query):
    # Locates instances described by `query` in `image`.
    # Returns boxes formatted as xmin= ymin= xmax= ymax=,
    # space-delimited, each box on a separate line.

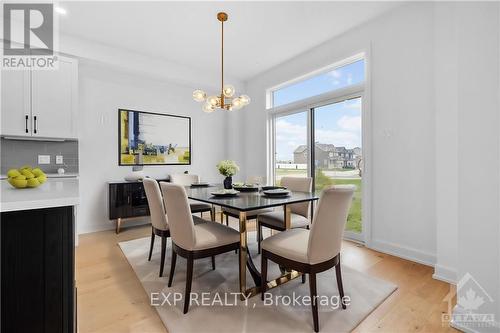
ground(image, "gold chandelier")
xmin=192 ymin=12 xmax=250 ymax=112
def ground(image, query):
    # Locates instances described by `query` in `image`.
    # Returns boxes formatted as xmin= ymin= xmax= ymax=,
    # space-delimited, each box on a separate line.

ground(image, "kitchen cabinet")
xmin=0 ymin=55 xmax=78 ymax=139
xmin=1 ymin=70 xmax=31 ymax=136
xmin=1 ymin=206 xmax=75 ymax=333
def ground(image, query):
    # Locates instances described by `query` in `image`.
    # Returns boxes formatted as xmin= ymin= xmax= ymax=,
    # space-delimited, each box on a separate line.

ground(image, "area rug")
xmin=119 ymin=231 xmax=396 ymax=333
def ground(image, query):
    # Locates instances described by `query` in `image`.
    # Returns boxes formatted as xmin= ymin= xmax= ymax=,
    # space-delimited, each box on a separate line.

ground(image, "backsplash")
xmin=1 ymin=138 xmax=79 ymax=174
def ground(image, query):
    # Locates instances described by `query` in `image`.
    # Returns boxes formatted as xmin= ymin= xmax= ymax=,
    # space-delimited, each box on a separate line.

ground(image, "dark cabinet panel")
xmin=108 ymin=179 xmax=168 ymax=220
xmin=1 ymin=206 xmax=75 ymax=333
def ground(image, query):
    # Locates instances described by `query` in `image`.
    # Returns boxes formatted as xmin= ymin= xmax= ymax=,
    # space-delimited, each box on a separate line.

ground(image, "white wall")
xmin=77 ymin=60 xmax=229 ymax=233
xmin=234 ymin=3 xmax=437 ymax=265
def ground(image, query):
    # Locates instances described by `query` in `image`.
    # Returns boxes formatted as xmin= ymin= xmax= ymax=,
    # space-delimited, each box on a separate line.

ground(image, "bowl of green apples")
xmin=6 ymin=166 xmax=47 ymax=189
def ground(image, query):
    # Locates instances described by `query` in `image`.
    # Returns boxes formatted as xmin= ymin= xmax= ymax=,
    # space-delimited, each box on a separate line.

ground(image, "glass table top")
xmin=185 ymin=185 xmax=319 ymax=212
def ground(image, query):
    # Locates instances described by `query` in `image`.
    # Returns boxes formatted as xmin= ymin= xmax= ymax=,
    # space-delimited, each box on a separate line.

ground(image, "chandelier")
xmin=192 ymin=12 xmax=250 ymax=112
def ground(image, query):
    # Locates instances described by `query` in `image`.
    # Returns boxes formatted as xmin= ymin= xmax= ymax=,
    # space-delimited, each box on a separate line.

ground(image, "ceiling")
xmin=59 ymin=1 xmax=401 ymax=81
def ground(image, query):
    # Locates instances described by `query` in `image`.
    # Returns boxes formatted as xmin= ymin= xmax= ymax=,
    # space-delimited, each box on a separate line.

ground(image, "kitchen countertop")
xmin=0 ymin=178 xmax=79 ymax=212
xmin=0 ymin=172 xmax=79 ymax=179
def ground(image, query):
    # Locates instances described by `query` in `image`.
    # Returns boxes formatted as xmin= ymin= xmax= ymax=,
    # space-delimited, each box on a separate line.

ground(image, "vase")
xmin=223 ymin=176 xmax=233 ymax=189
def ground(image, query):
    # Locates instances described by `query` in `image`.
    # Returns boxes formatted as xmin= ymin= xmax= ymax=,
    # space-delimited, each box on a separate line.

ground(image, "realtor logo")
xmin=2 ymin=3 xmax=58 ymax=70
xmin=3 ymin=3 xmax=53 ymax=55
xmin=442 ymin=273 xmax=496 ymax=329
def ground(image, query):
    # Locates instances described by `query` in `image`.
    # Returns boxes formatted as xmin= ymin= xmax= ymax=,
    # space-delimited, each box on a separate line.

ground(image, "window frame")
xmin=266 ymin=52 xmax=371 ymax=244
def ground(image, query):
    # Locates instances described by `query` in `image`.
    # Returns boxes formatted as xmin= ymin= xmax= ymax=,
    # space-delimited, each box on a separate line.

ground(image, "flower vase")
xmin=223 ymin=176 xmax=233 ymax=189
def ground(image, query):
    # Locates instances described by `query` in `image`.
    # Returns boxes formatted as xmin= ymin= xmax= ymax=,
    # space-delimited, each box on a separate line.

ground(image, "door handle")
xmin=25 ymin=115 xmax=29 ymax=133
xmin=33 ymin=116 xmax=37 ymax=134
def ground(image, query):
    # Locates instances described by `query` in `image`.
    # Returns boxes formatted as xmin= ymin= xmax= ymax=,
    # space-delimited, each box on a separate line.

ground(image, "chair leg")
xmin=225 ymin=213 xmax=229 ymax=226
xmin=309 ymin=272 xmax=319 ymax=332
xmin=302 ymin=273 xmax=306 ymax=284
xmin=210 ymin=209 xmax=213 ymax=221
xmin=211 ymin=256 xmax=216 ymax=270
xmin=167 ymin=248 xmax=177 ymax=287
xmin=148 ymin=229 xmax=155 ymax=261
xmin=335 ymin=261 xmax=346 ymax=310
xmin=159 ymin=236 xmax=167 ymax=277
xmin=184 ymin=257 xmax=194 ymax=314
xmin=261 ymin=253 xmax=268 ymax=301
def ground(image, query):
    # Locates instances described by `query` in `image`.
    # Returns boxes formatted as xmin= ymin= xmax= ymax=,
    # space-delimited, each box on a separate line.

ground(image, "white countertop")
xmin=0 ymin=172 xmax=79 ymax=179
xmin=0 ymin=178 xmax=79 ymax=212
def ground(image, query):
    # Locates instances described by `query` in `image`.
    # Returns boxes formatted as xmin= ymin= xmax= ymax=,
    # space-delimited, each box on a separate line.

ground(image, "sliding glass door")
xmin=313 ymin=98 xmax=363 ymax=239
xmin=274 ymin=111 xmax=309 ymax=185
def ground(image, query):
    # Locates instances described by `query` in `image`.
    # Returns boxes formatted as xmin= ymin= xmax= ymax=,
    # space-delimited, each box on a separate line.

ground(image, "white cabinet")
xmin=1 ymin=70 xmax=31 ymax=136
xmin=0 ymin=56 xmax=78 ymax=139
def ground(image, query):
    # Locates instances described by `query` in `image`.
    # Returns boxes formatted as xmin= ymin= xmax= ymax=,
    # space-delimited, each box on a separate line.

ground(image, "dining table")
xmin=185 ymin=185 xmax=319 ymax=299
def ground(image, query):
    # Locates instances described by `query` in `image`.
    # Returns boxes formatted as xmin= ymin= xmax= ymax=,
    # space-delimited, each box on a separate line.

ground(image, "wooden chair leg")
xmin=168 ymin=248 xmax=177 ymax=287
xmin=335 ymin=261 xmax=346 ymax=310
xmin=210 ymin=209 xmax=213 ymax=221
xmin=184 ymin=257 xmax=194 ymax=314
xmin=159 ymin=236 xmax=167 ymax=277
xmin=309 ymin=272 xmax=319 ymax=332
xmin=225 ymin=214 xmax=229 ymax=226
xmin=148 ymin=229 xmax=155 ymax=261
xmin=211 ymin=256 xmax=215 ymax=270
xmin=261 ymin=253 xmax=268 ymax=301
xmin=302 ymin=273 xmax=306 ymax=284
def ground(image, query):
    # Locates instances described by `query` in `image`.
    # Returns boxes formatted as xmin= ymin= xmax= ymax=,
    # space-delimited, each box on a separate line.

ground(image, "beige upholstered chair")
xmin=160 ymin=182 xmax=240 ymax=314
xmin=257 ymin=176 xmax=313 ymax=253
xmin=221 ymin=175 xmax=272 ymax=226
xmin=261 ymin=185 xmax=355 ymax=332
xmin=170 ymin=174 xmax=213 ymax=219
xmin=143 ymin=178 xmax=170 ymax=277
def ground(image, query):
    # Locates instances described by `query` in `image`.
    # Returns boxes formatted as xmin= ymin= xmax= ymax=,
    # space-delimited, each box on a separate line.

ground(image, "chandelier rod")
xmin=221 ymin=17 xmax=224 ymax=107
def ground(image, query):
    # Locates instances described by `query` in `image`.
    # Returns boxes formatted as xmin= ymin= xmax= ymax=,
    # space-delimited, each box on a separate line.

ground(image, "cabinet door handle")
xmin=33 ymin=116 xmax=37 ymax=134
xmin=25 ymin=115 xmax=29 ymax=133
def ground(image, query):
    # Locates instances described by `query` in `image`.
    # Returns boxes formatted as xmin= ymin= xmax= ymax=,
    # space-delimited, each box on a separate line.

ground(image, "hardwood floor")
xmin=76 ymin=215 xmax=457 ymax=333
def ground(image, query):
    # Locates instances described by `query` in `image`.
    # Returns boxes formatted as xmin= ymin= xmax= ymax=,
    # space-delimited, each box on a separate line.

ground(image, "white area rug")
xmin=119 ymin=232 xmax=396 ymax=333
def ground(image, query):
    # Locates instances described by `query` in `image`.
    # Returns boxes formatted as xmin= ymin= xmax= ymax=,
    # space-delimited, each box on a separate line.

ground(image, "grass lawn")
xmin=275 ymin=168 xmax=362 ymax=233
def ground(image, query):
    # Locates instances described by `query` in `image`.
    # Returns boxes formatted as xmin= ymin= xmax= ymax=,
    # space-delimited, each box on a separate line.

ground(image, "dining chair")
xmin=260 ymin=185 xmax=355 ymax=332
xmin=256 ymin=176 xmax=313 ymax=253
xmin=142 ymin=178 xmax=171 ymax=277
xmin=170 ymin=173 xmax=213 ymax=220
xmin=160 ymin=182 xmax=240 ymax=314
xmin=221 ymin=175 xmax=272 ymax=227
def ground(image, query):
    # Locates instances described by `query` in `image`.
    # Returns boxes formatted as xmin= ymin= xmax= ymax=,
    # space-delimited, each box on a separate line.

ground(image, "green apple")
xmin=32 ymin=168 xmax=45 ymax=177
xmin=27 ymin=178 xmax=40 ymax=188
xmin=20 ymin=169 xmax=35 ymax=179
xmin=37 ymin=175 xmax=47 ymax=184
xmin=8 ymin=177 xmax=28 ymax=188
xmin=7 ymin=169 xmax=21 ymax=178
xmin=14 ymin=174 xmax=26 ymax=180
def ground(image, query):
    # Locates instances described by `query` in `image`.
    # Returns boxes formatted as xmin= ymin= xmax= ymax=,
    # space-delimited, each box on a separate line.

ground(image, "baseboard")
xmin=450 ymin=305 xmax=500 ymax=333
xmin=369 ymin=239 xmax=436 ymax=267
xmin=433 ymin=264 xmax=457 ymax=284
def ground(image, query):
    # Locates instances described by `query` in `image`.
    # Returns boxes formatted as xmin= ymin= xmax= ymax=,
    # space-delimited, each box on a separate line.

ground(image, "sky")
xmin=274 ymin=60 xmax=364 ymax=162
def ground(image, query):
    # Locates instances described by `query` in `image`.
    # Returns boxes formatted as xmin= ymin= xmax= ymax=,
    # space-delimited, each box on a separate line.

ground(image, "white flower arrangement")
xmin=216 ymin=160 xmax=239 ymax=177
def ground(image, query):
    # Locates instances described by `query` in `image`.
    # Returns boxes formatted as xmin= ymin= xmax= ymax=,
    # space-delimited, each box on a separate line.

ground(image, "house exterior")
xmin=293 ymin=143 xmax=362 ymax=169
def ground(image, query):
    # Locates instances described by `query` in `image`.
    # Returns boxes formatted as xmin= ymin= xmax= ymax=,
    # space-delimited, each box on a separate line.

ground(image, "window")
xmin=272 ymin=59 xmax=364 ymax=108
xmin=269 ymin=55 xmax=366 ymax=240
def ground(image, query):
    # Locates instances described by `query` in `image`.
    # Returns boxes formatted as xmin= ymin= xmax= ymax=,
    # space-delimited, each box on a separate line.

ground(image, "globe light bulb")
xmin=192 ymin=90 xmax=206 ymax=102
xmin=207 ymin=95 xmax=219 ymax=106
xmin=223 ymin=85 xmax=235 ymax=97
xmin=202 ymin=102 xmax=215 ymax=113
xmin=231 ymin=97 xmax=243 ymax=110
xmin=239 ymin=95 xmax=251 ymax=106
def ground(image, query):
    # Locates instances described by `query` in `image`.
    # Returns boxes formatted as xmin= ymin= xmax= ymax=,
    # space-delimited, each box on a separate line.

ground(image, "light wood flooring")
xmin=76 ymin=215 xmax=457 ymax=333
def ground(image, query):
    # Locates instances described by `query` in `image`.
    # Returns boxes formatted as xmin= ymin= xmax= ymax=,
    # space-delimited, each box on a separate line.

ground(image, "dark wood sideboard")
xmin=108 ymin=178 xmax=169 ymax=233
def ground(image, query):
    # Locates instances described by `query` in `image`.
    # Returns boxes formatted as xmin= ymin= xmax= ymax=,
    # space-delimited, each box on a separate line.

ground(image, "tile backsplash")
xmin=1 ymin=138 xmax=78 ymax=174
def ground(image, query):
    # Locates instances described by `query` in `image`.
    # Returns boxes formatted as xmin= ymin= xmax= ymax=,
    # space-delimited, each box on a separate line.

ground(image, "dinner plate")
xmin=262 ymin=189 xmax=291 ymax=197
xmin=261 ymin=186 xmax=287 ymax=191
xmin=191 ymin=182 xmax=210 ymax=187
xmin=210 ymin=189 xmax=239 ymax=197
xmin=232 ymin=184 xmax=259 ymax=192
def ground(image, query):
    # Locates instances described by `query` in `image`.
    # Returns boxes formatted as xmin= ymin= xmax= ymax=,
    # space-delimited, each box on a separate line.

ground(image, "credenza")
xmin=108 ymin=178 xmax=169 ymax=233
